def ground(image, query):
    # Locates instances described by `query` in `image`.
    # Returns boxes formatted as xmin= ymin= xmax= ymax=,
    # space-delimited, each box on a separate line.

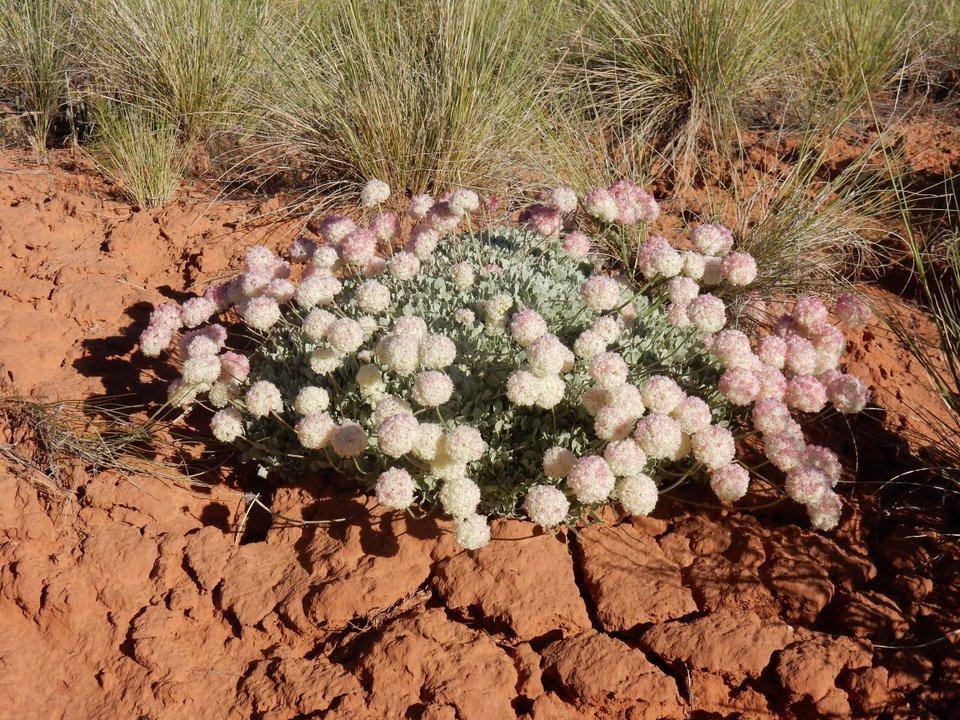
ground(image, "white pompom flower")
xmin=640 ymin=375 xmax=684 ymax=414
xmin=376 ymin=468 xmax=416 ymax=510
xmin=510 ymin=309 xmax=548 ymax=347
xmin=355 ymin=280 xmax=391 ymax=314
xmin=523 ymin=485 xmax=570 ymax=528
xmin=242 ymin=296 xmax=281 ymax=331
xmin=294 ymin=385 xmax=330 ymax=415
xmin=543 ymin=446 xmax=577 ymax=478
xmin=377 ymin=412 xmax=419 ymax=457
xmin=244 ymin=380 xmax=283 ymax=418
xmin=211 ymin=407 xmax=243 ymax=442
xmin=453 ymin=513 xmax=491 ymax=550
xmin=443 ymin=425 xmax=486 ymax=464
xmin=526 ymin=334 xmax=568 ymax=377
xmin=360 ymin=178 xmax=390 ymax=207
xmin=419 ymin=333 xmax=457 ymax=370
xmin=590 ymin=351 xmax=629 ymax=390
xmin=687 ymin=294 xmax=726 ymax=334
xmin=439 ymin=476 xmax=482 ymax=518
xmin=331 ymin=422 xmax=368 ymax=457
xmin=295 ymin=412 xmax=335 ymax=449
xmin=580 ymin=275 xmax=622 ymax=312
xmin=634 ymin=413 xmax=682 ymax=460
xmin=691 ymin=425 xmax=736 ymax=470
xmin=617 ymin=474 xmax=658 ymax=516
xmin=603 ymin=439 xmax=647 ymax=477
xmin=412 ymin=370 xmax=454 ymax=407
xmin=710 ymin=463 xmax=750 ymax=502
xmin=567 ymin=456 xmax=616 ymax=503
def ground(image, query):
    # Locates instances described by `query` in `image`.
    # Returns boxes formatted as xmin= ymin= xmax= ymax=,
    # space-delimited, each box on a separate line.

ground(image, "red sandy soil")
xmin=1 ymin=147 xmax=959 ymax=719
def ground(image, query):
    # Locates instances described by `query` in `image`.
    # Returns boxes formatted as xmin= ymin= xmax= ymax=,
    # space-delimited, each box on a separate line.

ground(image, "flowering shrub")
xmin=139 ymin=179 xmax=871 ymax=548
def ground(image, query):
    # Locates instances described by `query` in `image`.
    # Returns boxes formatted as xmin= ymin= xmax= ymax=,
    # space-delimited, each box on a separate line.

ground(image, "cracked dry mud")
xmin=1 ymin=146 xmax=958 ymax=719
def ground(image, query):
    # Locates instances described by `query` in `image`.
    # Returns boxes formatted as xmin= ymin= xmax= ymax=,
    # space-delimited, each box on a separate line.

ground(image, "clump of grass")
xmin=716 ymin=137 xmax=894 ymax=306
xmin=88 ymin=102 xmax=189 ymax=207
xmin=795 ymin=0 xmax=921 ymax=110
xmin=887 ymin=232 xmax=960 ymax=480
xmin=248 ymin=0 xmax=563 ymax=205
xmin=0 ymin=0 xmax=73 ymax=154
xmin=76 ymin=0 xmax=270 ymax=144
xmin=567 ymin=0 xmax=790 ymax=177
xmin=0 ymin=395 xmax=168 ymax=495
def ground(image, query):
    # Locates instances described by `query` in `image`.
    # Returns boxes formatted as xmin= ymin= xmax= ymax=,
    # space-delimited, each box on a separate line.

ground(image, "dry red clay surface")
xmin=1 ymin=148 xmax=959 ymax=719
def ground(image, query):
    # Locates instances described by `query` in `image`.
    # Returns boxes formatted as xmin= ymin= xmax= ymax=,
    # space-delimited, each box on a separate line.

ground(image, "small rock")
xmin=541 ymin=631 xmax=682 ymax=716
xmin=776 ymin=631 xmax=872 ymax=708
xmin=357 ymin=608 xmax=517 ymax=720
xmin=434 ymin=520 xmax=591 ymax=641
xmin=640 ymin=609 xmax=794 ymax=684
xmin=575 ymin=525 xmax=697 ymax=631
xmin=843 ymin=666 xmax=891 ymax=715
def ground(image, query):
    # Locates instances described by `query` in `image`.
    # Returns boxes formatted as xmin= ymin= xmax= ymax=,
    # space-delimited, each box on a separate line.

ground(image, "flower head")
xmin=617 ymin=474 xmax=658 ymax=516
xmin=590 ymin=351 xmax=629 ymax=390
xmin=245 ymin=380 xmax=282 ymax=418
xmin=242 ymin=296 xmax=281 ymax=331
xmin=439 ymin=476 xmax=482 ymax=518
xmin=641 ymin=375 xmax=684 ymax=414
xmin=407 ymin=193 xmax=434 ymax=220
xmin=294 ymin=386 xmax=330 ymax=415
xmin=528 ymin=334 xmax=569 ymax=377
xmin=389 ymin=252 xmax=421 ymax=281
xmin=211 ymin=407 xmax=243 ymax=443
xmin=719 ymin=367 xmax=760 ymax=406
xmin=710 ymin=463 xmax=749 ymax=502
xmin=412 ymin=370 xmax=454 ymax=407
xmin=583 ymin=188 xmax=619 ymax=222
xmin=355 ymin=279 xmax=391 ymax=314
xmin=377 ymin=412 xmax=419 ymax=457
xmin=687 ymin=294 xmax=726 ymax=334
xmin=567 ymin=456 xmax=615 ymax=503
xmin=181 ymin=297 xmax=217 ymax=328
xmin=360 ymin=178 xmax=390 ymax=207
xmin=785 ymin=467 xmax=828 ymax=505
xmin=543 ymin=446 xmax=577 ymax=478
xmin=792 ymin=296 xmax=829 ymax=333
xmin=331 ymin=422 xmax=368 ymax=457
xmin=449 ymin=189 xmax=480 ymax=215
xmin=672 ymin=395 xmax=712 ymax=434
xmin=826 ymin=373 xmax=869 ymax=414
xmin=634 ymin=413 xmax=682 ymax=459
xmin=510 ymin=309 xmax=548 ymax=347
xmin=339 ymin=229 xmax=378 ymax=266
xmin=376 ymin=468 xmax=416 ymax=509
xmin=667 ymin=276 xmax=700 ymax=305
xmin=327 ymin=318 xmax=365 ymax=353
xmin=692 ymin=223 xmax=734 ymax=256
xmin=784 ymin=375 xmax=827 ymax=413
xmin=295 ymin=412 xmax=335 ymax=449
xmin=603 ymin=439 xmax=647 ymax=477
xmin=834 ymin=293 xmax=871 ymax=328
xmin=691 ymin=425 xmax=736 ymax=470
xmin=720 ymin=252 xmax=757 ymax=286
xmin=443 ymin=425 xmax=486 ymax=463
xmin=453 ymin=513 xmax=490 ymax=550
xmin=756 ymin=335 xmax=786 ymax=369
xmin=581 ymin=274 xmax=622 ymax=312
xmin=523 ymin=485 xmax=570 ymax=528
xmin=562 ymin=232 xmax=591 ymax=257
xmin=808 ymin=490 xmax=842 ymax=530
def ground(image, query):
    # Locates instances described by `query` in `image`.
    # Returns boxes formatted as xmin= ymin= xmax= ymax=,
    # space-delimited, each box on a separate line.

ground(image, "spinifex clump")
xmin=139 ymin=180 xmax=871 ymax=548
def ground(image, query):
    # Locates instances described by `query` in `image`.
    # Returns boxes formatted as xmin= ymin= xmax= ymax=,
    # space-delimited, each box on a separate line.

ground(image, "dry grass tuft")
xmin=0 ymin=0 xmax=73 ymax=153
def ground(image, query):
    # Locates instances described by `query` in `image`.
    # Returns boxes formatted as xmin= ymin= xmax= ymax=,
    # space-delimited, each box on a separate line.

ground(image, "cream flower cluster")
xmin=139 ymin=180 xmax=871 ymax=546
